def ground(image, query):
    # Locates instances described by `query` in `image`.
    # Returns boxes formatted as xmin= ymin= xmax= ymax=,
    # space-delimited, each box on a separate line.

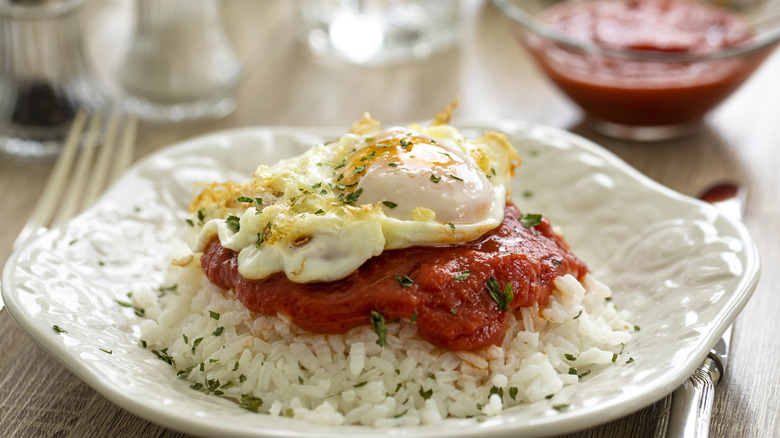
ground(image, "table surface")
xmin=1 ymin=1 xmax=778 ymax=437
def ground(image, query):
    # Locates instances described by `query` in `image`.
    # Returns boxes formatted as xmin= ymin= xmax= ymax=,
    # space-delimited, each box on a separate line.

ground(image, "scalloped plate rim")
xmin=1 ymin=120 xmax=761 ymax=437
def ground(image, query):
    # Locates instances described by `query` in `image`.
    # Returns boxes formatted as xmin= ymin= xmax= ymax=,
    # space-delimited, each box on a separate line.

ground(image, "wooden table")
xmin=1 ymin=1 xmax=778 ymax=436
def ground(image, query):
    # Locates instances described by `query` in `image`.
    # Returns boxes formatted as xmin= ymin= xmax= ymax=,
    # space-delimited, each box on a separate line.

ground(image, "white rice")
xmin=137 ymin=261 xmax=633 ymax=427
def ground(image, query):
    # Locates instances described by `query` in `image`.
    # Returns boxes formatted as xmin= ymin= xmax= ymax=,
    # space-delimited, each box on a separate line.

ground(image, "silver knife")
xmin=656 ymin=182 xmax=745 ymax=438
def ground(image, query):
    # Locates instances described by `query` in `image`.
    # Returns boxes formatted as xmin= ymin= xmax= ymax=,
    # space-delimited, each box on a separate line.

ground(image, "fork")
xmin=0 ymin=110 xmax=138 ymax=312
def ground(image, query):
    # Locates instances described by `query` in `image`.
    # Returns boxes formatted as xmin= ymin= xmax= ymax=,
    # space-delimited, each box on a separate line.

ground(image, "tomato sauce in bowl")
xmin=497 ymin=0 xmax=780 ymax=140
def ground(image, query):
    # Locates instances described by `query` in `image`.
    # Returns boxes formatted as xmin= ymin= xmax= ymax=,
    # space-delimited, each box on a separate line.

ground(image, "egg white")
xmin=191 ymin=121 xmax=519 ymax=283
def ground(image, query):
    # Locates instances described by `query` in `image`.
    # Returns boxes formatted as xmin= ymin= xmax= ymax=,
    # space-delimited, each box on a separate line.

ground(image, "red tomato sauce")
xmin=201 ymin=204 xmax=587 ymax=351
xmin=526 ymin=0 xmax=771 ymax=126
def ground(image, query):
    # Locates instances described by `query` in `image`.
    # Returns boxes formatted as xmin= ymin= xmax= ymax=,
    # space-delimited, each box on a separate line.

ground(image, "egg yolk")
xmin=337 ymin=128 xmax=494 ymax=224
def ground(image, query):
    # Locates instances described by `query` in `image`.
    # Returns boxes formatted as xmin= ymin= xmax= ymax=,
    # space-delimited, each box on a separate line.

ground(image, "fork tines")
xmin=14 ymin=110 xmax=138 ymax=250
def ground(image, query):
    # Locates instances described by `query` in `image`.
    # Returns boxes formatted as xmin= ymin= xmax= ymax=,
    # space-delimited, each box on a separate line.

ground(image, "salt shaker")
xmin=0 ymin=0 xmax=106 ymax=160
xmin=117 ymin=0 xmax=243 ymax=123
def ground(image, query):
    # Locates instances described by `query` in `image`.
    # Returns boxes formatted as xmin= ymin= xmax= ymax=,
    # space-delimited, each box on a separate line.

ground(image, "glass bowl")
xmin=495 ymin=0 xmax=780 ymax=140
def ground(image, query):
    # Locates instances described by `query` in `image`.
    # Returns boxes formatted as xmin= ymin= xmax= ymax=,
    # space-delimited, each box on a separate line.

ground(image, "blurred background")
xmin=1 ymin=0 xmax=779 ymax=436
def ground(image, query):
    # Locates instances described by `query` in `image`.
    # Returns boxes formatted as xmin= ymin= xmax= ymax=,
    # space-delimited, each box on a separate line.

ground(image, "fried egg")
xmin=190 ymin=115 xmax=519 ymax=283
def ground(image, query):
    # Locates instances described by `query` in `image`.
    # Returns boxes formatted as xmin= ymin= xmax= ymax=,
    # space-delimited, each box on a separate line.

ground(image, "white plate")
xmin=2 ymin=121 xmax=760 ymax=437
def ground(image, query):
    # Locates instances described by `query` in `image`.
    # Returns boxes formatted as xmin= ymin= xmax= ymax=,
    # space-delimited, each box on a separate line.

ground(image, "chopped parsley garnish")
xmin=345 ymin=188 xmax=363 ymax=204
xmin=236 ymin=196 xmax=253 ymax=203
xmin=152 ymin=348 xmax=175 ymax=367
xmin=284 ymin=408 xmax=294 ymax=418
xmin=634 ymin=325 xmax=641 ymax=332
xmin=523 ymin=190 xmax=533 ymax=198
xmin=312 ymin=182 xmax=322 ymax=189
xmin=360 ymin=151 xmax=376 ymax=161
xmin=53 ymin=325 xmax=68 ymax=334
xmin=209 ymin=310 xmax=220 ymax=320
xmin=489 ymin=386 xmax=504 ymax=399
xmin=314 ymin=209 xmax=325 ymax=215
xmin=239 ymin=374 xmax=247 ymax=382
xmin=69 ymin=239 xmax=78 ymax=246
xmin=509 ymin=387 xmax=519 ymax=400
xmin=158 ymin=284 xmax=178 ymax=293
xmin=395 ymin=274 xmax=414 ymax=287
xmin=338 ymin=188 xmax=364 ymax=205
xmin=370 ymin=311 xmax=388 ymax=347
xmin=573 ymin=309 xmax=583 ymax=320
xmin=185 ymin=219 xmax=194 ymax=227
xmin=448 ymin=174 xmax=463 ymax=182
xmin=454 ymin=270 xmax=470 ymax=281
xmin=350 ymin=165 xmax=366 ymax=175
xmin=545 ymin=394 xmax=555 ymax=400
xmin=419 ymin=387 xmax=433 ymax=400
xmin=140 ymin=340 xmax=147 ymax=348
xmin=553 ymin=404 xmax=570 ymax=411
xmin=400 ymin=139 xmax=412 ymax=149
xmin=430 ymin=174 xmax=441 ymax=183
xmin=240 ymin=394 xmax=264 ymax=412
xmin=353 ymin=381 xmax=368 ymax=388
xmin=447 ymin=222 xmax=455 ymax=229
xmin=213 ymin=327 xmax=224 ymax=336
xmin=205 ymin=378 xmax=220 ymax=393
xmin=197 ymin=208 xmax=205 ymax=224
xmin=565 ymin=354 xmax=577 ymax=361
xmin=334 ymin=182 xmax=359 ymax=190
xmin=518 ymin=213 xmax=542 ymax=228
xmin=627 ymin=357 xmax=635 ymax=364
xmin=450 ymin=308 xmax=457 ymax=315
xmin=568 ymin=367 xmax=578 ymax=375
xmin=255 ymin=233 xmax=263 ymax=246
xmin=486 ymin=276 xmax=513 ymax=312
xmin=225 ymin=215 xmax=240 ymax=233
xmin=491 ymin=167 xmax=496 ymax=176
xmin=382 ymin=201 xmax=397 ymax=208
xmin=394 ymin=409 xmax=409 ymax=418
xmin=612 ymin=353 xmax=618 ymax=362
xmin=233 ymin=361 xmax=240 ymax=371
xmin=182 ymin=334 xmax=189 ymax=344
xmin=388 ymin=162 xmax=399 ymax=167
xmin=410 ymin=312 xmax=418 ymax=322
xmin=115 ymin=299 xmax=145 ymax=317
xmin=551 ymin=259 xmax=563 ymax=265
xmin=298 ymin=376 xmax=304 ymax=384
xmin=334 ymin=159 xmax=346 ymax=169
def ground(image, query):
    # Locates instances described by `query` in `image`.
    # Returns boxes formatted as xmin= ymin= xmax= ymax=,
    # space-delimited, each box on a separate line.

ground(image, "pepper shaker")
xmin=0 ymin=0 xmax=106 ymax=160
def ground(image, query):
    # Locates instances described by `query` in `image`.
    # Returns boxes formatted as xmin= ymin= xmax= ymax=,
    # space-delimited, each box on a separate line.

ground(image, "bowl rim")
xmin=493 ymin=0 xmax=780 ymax=62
